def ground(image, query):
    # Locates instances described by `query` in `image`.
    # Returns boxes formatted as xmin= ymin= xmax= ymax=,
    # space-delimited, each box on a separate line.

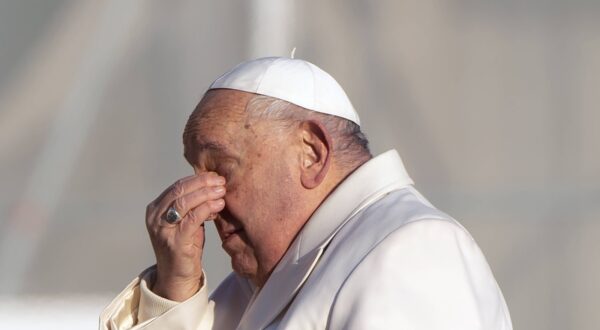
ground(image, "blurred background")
xmin=0 ymin=0 xmax=598 ymax=329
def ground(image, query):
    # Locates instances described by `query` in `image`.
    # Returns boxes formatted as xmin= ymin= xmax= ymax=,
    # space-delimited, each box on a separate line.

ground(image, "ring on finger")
xmin=164 ymin=206 xmax=182 ymax=224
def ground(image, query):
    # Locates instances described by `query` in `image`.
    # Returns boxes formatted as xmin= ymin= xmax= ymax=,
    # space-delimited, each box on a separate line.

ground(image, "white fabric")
xmin=100 ymin=150 xmax=513 ymax=329
xmin=209 ymin=57 xmax=361 ymax=125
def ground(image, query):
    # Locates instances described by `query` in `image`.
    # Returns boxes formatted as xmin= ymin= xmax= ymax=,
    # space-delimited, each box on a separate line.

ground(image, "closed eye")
xmin=216 ymin=163 xmax=235 ymax=181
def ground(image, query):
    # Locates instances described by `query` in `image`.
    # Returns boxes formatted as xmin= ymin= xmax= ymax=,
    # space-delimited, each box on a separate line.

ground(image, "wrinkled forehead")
xmin=182 ymin=89 xmax=255 ymax=160
xmin=196 ymin=89 xmax=254 ymax=122
xmin=185 ymin=90 xmax=251 ymax=134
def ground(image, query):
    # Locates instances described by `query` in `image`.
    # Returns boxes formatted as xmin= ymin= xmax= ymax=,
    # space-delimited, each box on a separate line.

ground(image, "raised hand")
xmin=145 ymin=172 xmax=226 ymax=301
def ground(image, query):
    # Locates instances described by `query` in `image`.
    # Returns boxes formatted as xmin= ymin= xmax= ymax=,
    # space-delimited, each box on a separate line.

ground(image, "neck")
xmin=251 ymin=157 xmax=371 ymax=289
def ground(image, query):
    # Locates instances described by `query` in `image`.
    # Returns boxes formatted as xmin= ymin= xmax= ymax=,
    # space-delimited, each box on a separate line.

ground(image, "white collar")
xmin=237 ymin=149 xmax=414 ymax=330
xmin=296 ymin=149 xmax=414 ymax=258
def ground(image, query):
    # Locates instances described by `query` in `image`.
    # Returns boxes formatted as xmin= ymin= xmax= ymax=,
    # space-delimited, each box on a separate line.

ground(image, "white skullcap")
xmin=208 ymin=57 xmax=360 ymax=125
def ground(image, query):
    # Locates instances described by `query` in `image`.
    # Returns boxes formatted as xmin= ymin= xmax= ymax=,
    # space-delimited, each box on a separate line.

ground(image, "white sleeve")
xmin=99 ymin=266 xmax=214 ymax=330
xmin=137 ymin=269 xmax=208 ymax=323
xmin=329 ymin=219 xmax=512 ymax=330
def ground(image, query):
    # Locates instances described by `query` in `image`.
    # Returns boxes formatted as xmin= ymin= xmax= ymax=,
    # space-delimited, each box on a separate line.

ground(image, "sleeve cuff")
xmin=138 ymin=269 xmax=207 ymax=323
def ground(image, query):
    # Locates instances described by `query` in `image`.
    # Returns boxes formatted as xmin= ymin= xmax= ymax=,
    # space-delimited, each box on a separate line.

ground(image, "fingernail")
xmin=213 ymin=186 xmax=225 ymax=193
xmin=215 ymin=199 xmax=225 ymax=206
xmin=215 ymin=177 xmax=226 ymax=185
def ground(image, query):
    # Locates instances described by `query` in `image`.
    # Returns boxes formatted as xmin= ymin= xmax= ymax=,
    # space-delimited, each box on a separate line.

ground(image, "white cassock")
xmin=100 ymin=150 xmax=513 ymax=330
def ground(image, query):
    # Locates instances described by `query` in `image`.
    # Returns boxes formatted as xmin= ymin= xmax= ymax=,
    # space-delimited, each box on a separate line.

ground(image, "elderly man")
xmin=100 ymin=57 xmax=512 ymax=329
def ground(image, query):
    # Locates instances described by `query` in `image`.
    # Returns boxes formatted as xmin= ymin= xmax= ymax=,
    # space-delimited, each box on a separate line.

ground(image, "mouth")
xmin=218 ymin=206 xmax=244 ymax=243
xmin=222 ymin=227 xmax=244 ymax=242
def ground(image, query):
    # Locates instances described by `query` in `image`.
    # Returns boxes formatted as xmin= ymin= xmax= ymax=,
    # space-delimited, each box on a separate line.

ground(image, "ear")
xmin=298 ymin=120 xmax=332 ymax=189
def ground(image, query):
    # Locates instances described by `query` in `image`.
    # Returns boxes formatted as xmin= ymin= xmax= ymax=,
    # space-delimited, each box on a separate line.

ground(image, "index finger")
xmin=154 ymin=172 xmax=225 ymax=208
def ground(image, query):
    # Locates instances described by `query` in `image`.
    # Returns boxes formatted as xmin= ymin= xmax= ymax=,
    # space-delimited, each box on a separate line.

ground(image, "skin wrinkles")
xmin=182 ymin=90 xmax=298 ymax=286
xmin=180 ymin=89 xmax=358 ymax=288
xmin=145 ymin=86 xmax=369 ymax=303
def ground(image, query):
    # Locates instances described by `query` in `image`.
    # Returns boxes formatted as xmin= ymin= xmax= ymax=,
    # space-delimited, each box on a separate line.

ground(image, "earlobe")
xmin=299 ymin=121 xmax=332 ymax=189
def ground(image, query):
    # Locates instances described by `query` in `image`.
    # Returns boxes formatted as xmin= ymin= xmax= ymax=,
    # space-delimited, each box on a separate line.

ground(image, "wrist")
xmin=152 ymin=272 xmax=204 ymax=302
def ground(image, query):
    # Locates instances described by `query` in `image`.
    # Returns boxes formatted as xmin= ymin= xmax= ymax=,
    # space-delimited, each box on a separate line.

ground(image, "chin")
xmin=230 ymin=254 xmax=258 ymax=280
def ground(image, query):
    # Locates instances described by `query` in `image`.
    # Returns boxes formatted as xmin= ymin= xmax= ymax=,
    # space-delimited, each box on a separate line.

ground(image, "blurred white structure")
xmin=0 ymin=295 xmax=111 ymax=330
xmin=249 ymin=0 xmax=295 ymax=58
xmin=0 ymin=0 xmax=145 ymax=295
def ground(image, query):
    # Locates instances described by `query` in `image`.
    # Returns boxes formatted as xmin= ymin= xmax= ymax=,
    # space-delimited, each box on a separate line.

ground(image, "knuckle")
xmin=187 ymin=209 xmax=200 ymax=222
xmin=147 ymin=226 xmax=160 ymax=243
xmin=200 ymin=173 xmax=213 ymax=186
xmin=193 ymin=205 xmax=210 ymax=220
xmin=172 ymin=180 xmax=186 ymax=197
xmin=146 ymin=201 xmax=155 ymax=214
xmin=145 ymin=213 xmax=153 ymax=225
xmin=186 ymin=213 xmax=197 ymax=227
xmin=173 ymin=197 xmax=186 ymax=213
xmin=145 ymin=207 xmax=158 ymax=227
xmin=199 ymin=186 xmax=213 ymax=197
xmin=210 ymin=199 xmax=224 ymax=209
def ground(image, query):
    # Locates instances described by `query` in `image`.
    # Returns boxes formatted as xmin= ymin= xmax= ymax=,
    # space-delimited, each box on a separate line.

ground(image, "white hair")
xmin=245 ymin=95 xmax=371 ymax=168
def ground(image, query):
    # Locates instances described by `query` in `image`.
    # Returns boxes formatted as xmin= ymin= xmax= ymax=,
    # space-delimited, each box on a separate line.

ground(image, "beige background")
xmin=0 ymin=1 xmax=598 ymax=329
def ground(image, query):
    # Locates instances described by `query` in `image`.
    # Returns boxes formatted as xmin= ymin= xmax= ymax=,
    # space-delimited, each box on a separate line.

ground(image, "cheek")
xmin=226 ymin=146 xmax=298 ymax=232
xmin=251 ymin=164 xmax=297 ymax=230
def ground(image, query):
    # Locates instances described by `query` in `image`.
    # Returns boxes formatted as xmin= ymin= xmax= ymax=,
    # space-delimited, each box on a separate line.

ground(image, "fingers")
xmin=154 ymin=172 xmax=225 ymax=210
xmin=144 ymin=172 xmax=226 ymax=302
xmin=146 ymin=172 xmax=226 ymax=231
xmin=153 ymin=174 xmax=197 ymax=204
xmin=179 ymin=198 xmax=225 ymax=239
xmin=170 ymin=185 xmax=226 ymax=220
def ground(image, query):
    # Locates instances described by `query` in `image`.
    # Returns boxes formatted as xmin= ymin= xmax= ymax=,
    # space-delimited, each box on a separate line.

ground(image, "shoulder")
xmin=377 ymin=217 xmax=476 ymax=258
xmin=348 ymin=192 xmax=494 ymax=292
xmin=329 ymin=218 xmax=511 ymax=329
xmin=324 ymin=188 xmax=512 ymax=329
xmin=331 ymin=187 xmax=462 ymax=257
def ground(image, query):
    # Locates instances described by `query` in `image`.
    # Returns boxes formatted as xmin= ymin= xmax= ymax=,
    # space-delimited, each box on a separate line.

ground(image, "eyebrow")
xmin=183 ymin=141 xmax=237 ymax=165
xmin=198 ymin=142 xmax=229 ymax=153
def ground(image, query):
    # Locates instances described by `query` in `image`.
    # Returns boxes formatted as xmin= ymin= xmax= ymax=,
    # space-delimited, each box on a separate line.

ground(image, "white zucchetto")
xmin=209 ymin=57 xmax=360 ymax=125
